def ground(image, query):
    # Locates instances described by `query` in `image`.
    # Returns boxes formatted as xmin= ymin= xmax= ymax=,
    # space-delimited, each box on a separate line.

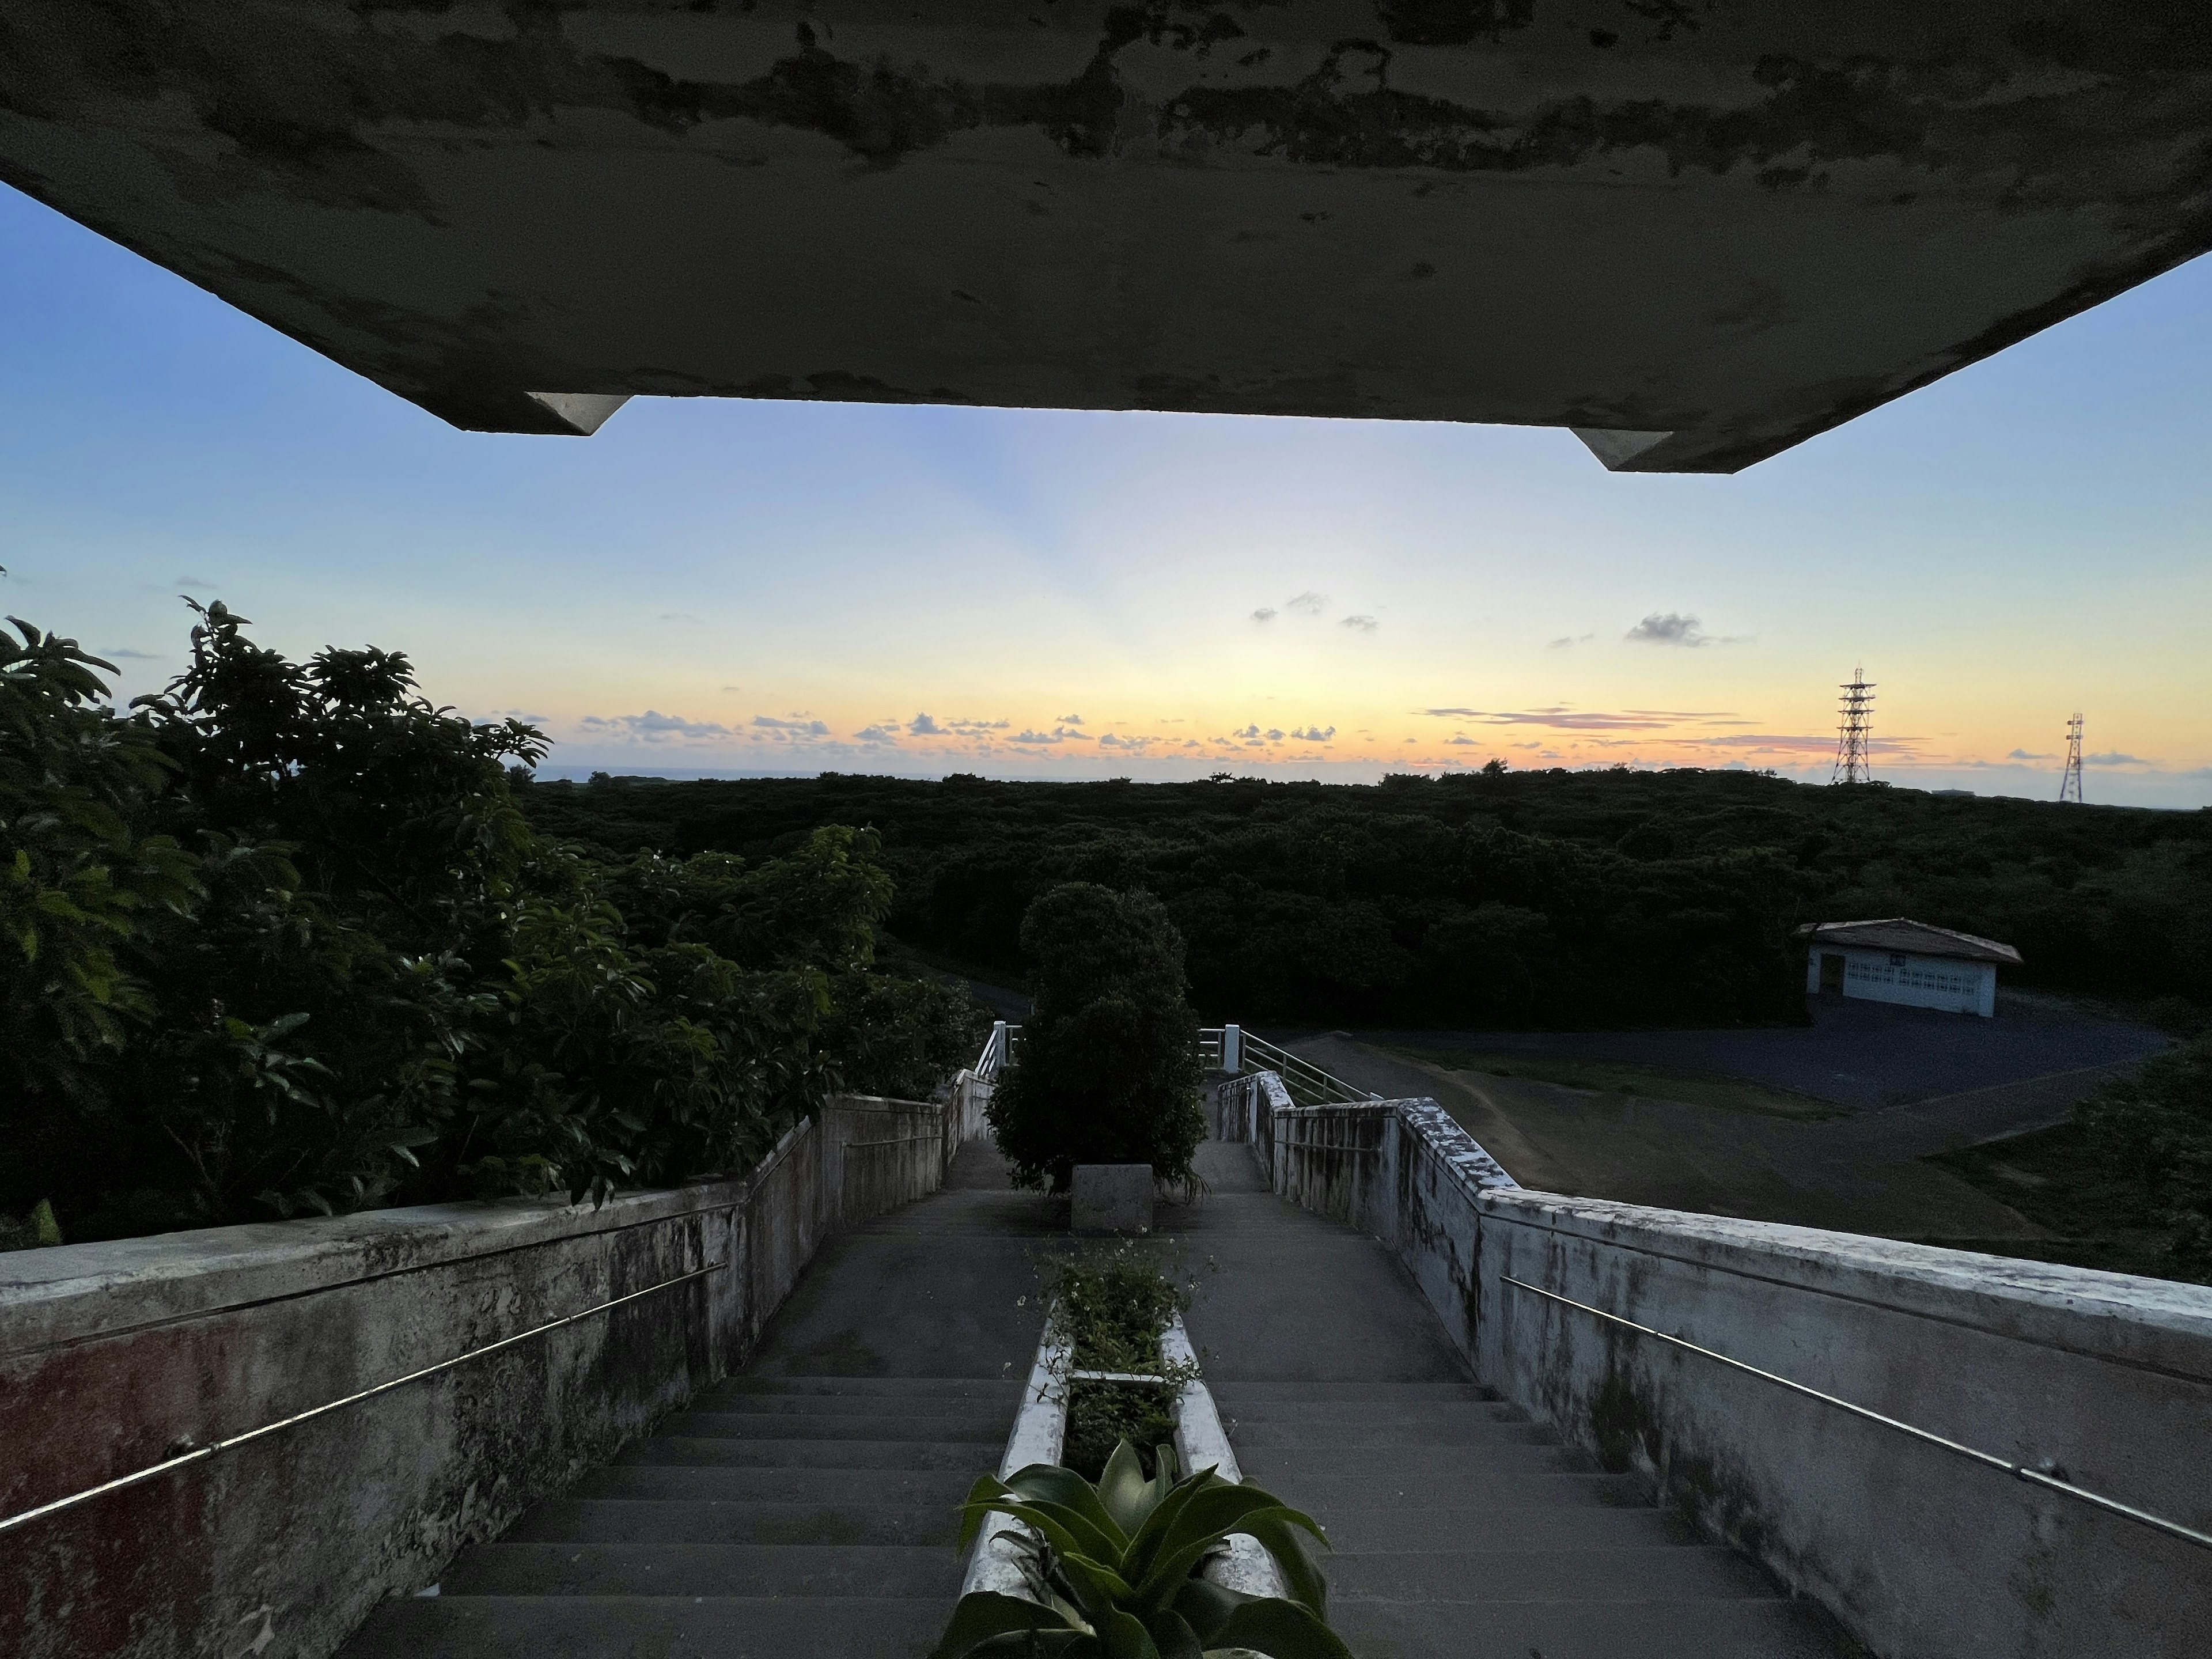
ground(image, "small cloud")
xmin=2006 ymin=748 xmax=2054 ymax=761
xmin=1285 ymin=592 xmax=1327 ymax=615
xmin=1624 ymin=612 xmax=1746 ymax=648
xmin=1099 ymin=733 xmax=1127 ymax=748
xmin=1547 ymin=632 xmax=1596 ymax=650
xmin=579 ymin=710 xmax=732 ymax=740
xmin=1265 ymin=728 xmax=1285 ymax=742
xmin=1251 ymin=607 xmax=1278 ymax=623
xmin=1056 ymin=713 xmax=1084 ymax=725
xmin=2086 ymin=751 xmax=2149 ymax=767
xmin=101 ymin=648 xmax=161 ymax=660
xmin=658 ymin=611 xmax=704 ymax=624
xmin=175 ymin=574 xmax=220 ymax=589
xmin=909 ymin=713 xmax=943 ymax=735
xmin=1339 ymin=615 xmax=1377 ymax=633
xmin=1448 ymin=734 xmax=1476 ymax=746
xmin=854 ymin=725 xmax=897 ymax=743
xmin=753 ymin=714 xmax=831 ymax=736
xmin=1290 ymin=725 xmax=1336 ymax=742
xmin=1010 ymin=728 xmax=1069 ymax=745
xmin=1233 ymin=724 xmax=1261 ymax=740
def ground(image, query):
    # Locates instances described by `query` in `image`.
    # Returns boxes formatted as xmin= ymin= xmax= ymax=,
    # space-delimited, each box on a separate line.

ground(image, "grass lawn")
xmin=1386 ymin=1045 xmax=1844 ymax=1121
xmin=1926 ymin=1123 xmax=2203 ymax=1285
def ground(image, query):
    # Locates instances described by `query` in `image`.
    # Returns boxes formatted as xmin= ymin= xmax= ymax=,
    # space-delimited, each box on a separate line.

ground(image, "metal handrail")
xmin=1502 ymin=1274 xmax=2211 ymax=1552
xmin=1235 ymin=1031 xmax=1380 ymax=1107
xmin=980 ymin=1016 xmax=1376 ymax=1109
xmin=0 ymin=1261 xmax=724 ymax=1537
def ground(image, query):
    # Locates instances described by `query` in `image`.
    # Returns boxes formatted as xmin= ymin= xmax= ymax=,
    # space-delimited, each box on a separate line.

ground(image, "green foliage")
xmin=1045 ymin=1244 xmax=1199 ymax=1480
xmin=522 ymin=766 xmax=2212 ymax=1031
xmin=935 ymin=1441 xmax=1347 ymax=1659
xmin=2077 ymin=1036 xmax=2212 ymax=1277
xmin=988 ymin=885 xmax=1205 ymax=1192
xmin=0 ymin=606 xmax=986 ymax=1243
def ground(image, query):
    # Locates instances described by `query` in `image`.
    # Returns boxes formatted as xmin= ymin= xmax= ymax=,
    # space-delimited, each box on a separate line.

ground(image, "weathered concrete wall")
xmin=0 ymin=1090 xmax=969 ymax=1659
xmin=1252 ymin=1093 xmax=2212 ymax=1659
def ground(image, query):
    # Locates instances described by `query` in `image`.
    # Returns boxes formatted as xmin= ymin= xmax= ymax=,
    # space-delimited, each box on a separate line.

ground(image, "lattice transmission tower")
xmin=1831 ymin=668 xmax=1876 ymax=785
xmin=2060 ymin=713 xmax=2085 ymax=804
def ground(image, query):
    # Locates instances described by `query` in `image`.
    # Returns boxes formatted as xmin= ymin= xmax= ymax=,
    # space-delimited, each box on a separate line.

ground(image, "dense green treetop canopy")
xmin=522 ymin=768 xmax=2212 ymax=1028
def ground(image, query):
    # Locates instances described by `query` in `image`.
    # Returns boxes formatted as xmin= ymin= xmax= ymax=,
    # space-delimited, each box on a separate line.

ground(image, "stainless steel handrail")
xmin=0 ymin=1261 xmax=724 ymax=1537
xmin=1502 ymin=1274 xmax=2212 ymax=1552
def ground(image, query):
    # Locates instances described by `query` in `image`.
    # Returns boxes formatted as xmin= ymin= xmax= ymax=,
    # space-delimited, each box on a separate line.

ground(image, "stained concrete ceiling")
xmin=2 ymin=2 xmax=2208 ymax=471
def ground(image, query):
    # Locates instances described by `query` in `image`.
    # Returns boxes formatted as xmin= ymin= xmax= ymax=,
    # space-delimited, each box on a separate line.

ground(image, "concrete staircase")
xmin=344 ymin=1373 xmax=1015 ymax=1658
xmin=1216 ymin=1378 xmax=1859 ymax=1659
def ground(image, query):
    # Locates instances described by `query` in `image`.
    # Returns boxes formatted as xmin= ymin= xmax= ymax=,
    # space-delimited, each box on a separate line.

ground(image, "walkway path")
xmin=340 ymin=1138 xmax=1048 ymax=1659
xmin=341 ymin=1130 xmax=1855 ymax=1659
xmin=1169 ymin=1138 xmax=1858 ymax=1659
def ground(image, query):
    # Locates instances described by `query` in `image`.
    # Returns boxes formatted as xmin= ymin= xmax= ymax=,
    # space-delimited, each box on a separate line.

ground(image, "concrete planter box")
xmin=1070 ymin=1164 xmax=1154 ymax=1234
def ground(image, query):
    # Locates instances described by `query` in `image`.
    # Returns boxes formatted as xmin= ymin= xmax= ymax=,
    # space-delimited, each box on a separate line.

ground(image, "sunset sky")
xmin=5 ymin=181 xmax=2209 ymax=806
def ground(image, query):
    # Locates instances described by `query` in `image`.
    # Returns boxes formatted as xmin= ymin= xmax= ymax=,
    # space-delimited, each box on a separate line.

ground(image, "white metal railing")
xmin=977 ymin=1018 xmax=1373 ymax=1108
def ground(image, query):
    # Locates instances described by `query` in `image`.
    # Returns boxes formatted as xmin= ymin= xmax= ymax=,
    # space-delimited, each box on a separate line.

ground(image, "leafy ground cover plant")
xmin=0 ymin=606 xmax=985 ymax=1243
xmin=1045 ymin=1243 xmax=1199 ymax=1480
xmin=989 ymin=883 xmax=1206 ymax=1193
xmin=935 ymin=1440 xmax=1349 ymax=1659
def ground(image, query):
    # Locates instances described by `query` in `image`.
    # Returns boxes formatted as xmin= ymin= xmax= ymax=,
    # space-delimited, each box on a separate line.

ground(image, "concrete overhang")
xmin=3 ymin=2 xmax=2208 ymax=471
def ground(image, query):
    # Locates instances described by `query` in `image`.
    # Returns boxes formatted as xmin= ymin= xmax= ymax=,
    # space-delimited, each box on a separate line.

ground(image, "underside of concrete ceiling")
xmin=3 ymin=2 xmax=2209 ymax=471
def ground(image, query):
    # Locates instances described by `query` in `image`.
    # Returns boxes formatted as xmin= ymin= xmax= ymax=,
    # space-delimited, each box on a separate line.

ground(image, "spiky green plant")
xmin=933 ymin=1439 xmax=1350 ymax=1658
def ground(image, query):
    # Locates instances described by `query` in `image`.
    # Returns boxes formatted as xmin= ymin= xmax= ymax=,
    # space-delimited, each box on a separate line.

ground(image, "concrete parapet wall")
xmin=1251 ymin=1094 xmax=2212 ymax=1659
xmin=1 ymin=1092 xmax=964 ymax=1659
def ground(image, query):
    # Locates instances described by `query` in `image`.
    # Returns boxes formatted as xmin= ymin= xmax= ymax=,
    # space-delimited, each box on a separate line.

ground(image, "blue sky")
xmin=3 ymin=180 xmax=2209 ymax=805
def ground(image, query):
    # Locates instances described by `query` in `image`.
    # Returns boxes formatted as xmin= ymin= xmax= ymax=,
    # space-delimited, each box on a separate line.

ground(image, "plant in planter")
xmin=988 ymin=883 xmax=1206 ymax=1195
xmin=1045 ymin=1243 xmax=1198 ymax=1480
xmin=934 ymin=1440 xmax=1350 ymax=1658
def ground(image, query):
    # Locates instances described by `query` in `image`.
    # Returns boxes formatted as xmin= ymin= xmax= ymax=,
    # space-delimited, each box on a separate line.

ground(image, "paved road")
xmin=1286 ymin=1034 xmax=2121 ymax=1243
xmin=1330 ymin=991 xmax=2166 ymax=1108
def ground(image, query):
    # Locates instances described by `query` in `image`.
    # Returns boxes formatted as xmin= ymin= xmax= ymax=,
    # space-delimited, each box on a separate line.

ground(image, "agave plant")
xmin=933 ymin=1439 xmax=1351 ymax=1658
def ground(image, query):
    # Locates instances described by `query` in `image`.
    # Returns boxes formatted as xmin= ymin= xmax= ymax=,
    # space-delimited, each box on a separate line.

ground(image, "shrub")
xmin=987 ymin=884 xmax=1205 ymax=1192
xmin=0 ymin=605 xmax=984 ymax=1242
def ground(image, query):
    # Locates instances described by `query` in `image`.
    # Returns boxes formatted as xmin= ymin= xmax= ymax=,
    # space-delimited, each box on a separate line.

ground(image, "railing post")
xmin=1221 ymin=1024 xmax=1241 ymax=1074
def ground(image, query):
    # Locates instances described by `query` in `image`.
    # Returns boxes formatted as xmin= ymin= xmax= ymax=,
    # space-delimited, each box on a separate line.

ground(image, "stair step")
xmin=442 ymin=1542 xmax=964 ymax=1599
xmin=503 ymin=1499 xmax=960 ymax=1547
xmin=573 ymin=1465 xmax=977 ymax=1506
xmin=1209 ymin=1380 xmax=1494 ymax=1403
xmin=1221 ymin=1400 xmax=1527 ymax=1426
xmin=707 ymin=1376 xmax=1020 ymax=1400
xmin=1238 ymin=1443 xmax=1605 ymax=1481
xmin=1230 ymin=1419 xmax=1558 ymax=1449
xmin=662 ymin=1410 xmax=1008 ymax=1444
xmin=1256 ymin=1471 xmax=1653 ymax=1512
xmin=618 ymin=1437 xmax=992 ymax=1472
xmin=685 ymin=1391 xmax=1022 ymax=1419
xmin=1322 ymin=1545 xmax=1779 ymax=1603
xmin=343 ymin=1594 xmax=949 ymax=1659
xmin=1312 ymin=1505 xmax=1702 ymax=1552
xmin=1330 ymin=1594 xmax=1852 ymax=1659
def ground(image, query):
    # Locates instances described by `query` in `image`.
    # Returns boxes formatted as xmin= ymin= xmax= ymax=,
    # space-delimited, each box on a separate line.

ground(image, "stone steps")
xmin=339 ymin=1375 xmax=1009 ymax=1659
xmin=1215 ymin=1378 xmax=1858 ymax=1659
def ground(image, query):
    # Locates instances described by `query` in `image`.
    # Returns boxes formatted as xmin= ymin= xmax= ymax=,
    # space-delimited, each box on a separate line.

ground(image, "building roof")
xmin=1793 ymin=919 xmax=2022 ymax=967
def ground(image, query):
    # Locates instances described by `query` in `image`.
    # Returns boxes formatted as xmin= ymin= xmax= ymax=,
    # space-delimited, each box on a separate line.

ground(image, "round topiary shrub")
xmin=988 ymin=883 xmax=1206 ymax=1193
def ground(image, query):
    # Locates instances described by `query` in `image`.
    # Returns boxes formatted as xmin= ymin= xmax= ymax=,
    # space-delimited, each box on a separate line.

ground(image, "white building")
xmin=1794 ymin=918 xmax=2022 ymax=1018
